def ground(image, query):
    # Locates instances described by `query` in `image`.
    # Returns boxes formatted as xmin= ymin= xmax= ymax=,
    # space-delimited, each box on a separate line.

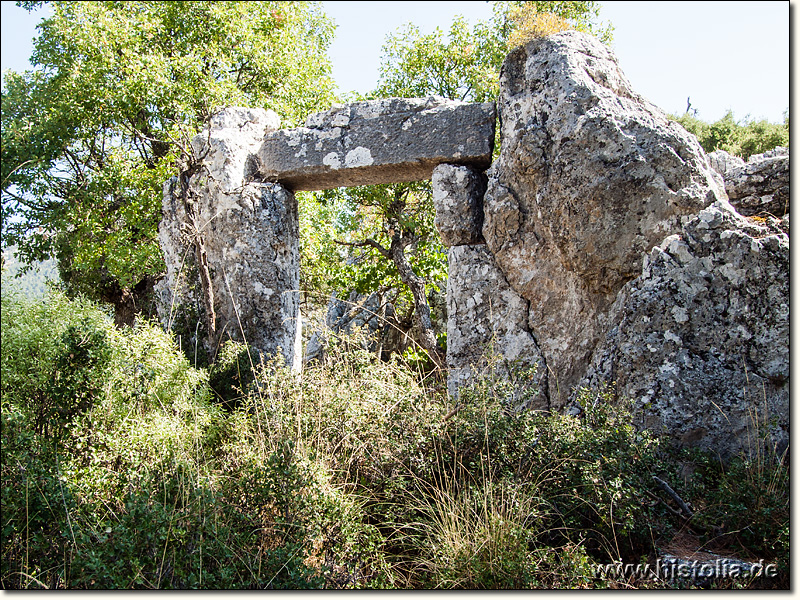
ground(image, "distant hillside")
xmin=1 ymin=246 xmax=60 ymax=298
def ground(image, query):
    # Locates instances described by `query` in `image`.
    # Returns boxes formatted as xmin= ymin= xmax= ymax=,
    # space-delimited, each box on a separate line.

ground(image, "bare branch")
xmin=652 ymin=476 xmax=694 ymax=519
xmin=334 ymin=237 xmax=392 ymax=260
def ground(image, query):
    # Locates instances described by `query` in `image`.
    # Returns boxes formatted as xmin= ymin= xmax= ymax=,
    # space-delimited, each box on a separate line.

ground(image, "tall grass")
xmin=0 ymin=286 xmax=789 ymax=588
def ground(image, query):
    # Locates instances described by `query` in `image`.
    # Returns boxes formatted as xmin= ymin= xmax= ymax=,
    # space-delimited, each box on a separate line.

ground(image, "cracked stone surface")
xmin=581 ymin=201 xmax=789 ymax=459
xmin=432 ymin=163 xmax=487 ymax=247
xmin=156 ymin=107 xmax=301 ymax=368
xmin=446 ymin=244 xmax=547 ymax=410
xmin=722 ymin=148 xmax=789 ymax=217
xmin=256 ymin=96 xmax=496 ymax=191
xmin=483 ymin=31 xmax=726 ymax=406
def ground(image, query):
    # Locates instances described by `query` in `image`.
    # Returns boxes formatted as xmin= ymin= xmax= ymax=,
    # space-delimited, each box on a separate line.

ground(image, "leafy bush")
xmin=673 ymin=110 xmax=789 ymax=160
xmin=207 ymin=340 xmax=255 ymax=409
xmin=1 ymin=290 xmax=388 ymax=589
xmin=660 ymin=442 xmax=789 ymax=588
xmin=1 ymin=288 xmax=789 ymax=589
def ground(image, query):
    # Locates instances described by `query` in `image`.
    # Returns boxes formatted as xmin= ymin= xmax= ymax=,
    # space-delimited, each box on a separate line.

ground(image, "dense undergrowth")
xmin=1 ymin=285 xmax=788 ymax=589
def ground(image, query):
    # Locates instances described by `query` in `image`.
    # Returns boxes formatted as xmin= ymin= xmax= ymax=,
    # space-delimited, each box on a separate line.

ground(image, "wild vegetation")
xmin=1 ymin=0 xmax=789 ymax=590
xmin=673 ymin=110 xmax=789 ymax=160
xmin=1 ymin=285 xmax=788 ymax=589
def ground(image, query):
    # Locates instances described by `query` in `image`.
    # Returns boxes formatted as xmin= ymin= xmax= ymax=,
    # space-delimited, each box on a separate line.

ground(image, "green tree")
xmin=302 ymin=1 xmax=612 ymax=368
xmin=2 ymin=1 xmax=335 ymax=325
xmin=673 ymin=109 xmax=789 ymax=160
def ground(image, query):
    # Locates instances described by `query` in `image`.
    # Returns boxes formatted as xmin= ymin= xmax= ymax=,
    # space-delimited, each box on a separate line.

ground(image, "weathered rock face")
xmin=581 ymin=201 xmax=789 ymax=459
xmin=433 ymin=162 xmax=545 ymax=407
xmin=483 ymin=31 xmax=726 ymax=405
xmin=156 ymin=107 xmax=302 ymax=368
xmin=722 ymin=148 xmax=789 ymax=217
xmin=706 ymin=149 xmax=745 ymax=177
xmin=432 ymin=164 xmax=487 ymax=246
xmin=446 ymin=245 xmax=547 ymax=410
xmin=257 ymin=97 xmax=496 ymax=191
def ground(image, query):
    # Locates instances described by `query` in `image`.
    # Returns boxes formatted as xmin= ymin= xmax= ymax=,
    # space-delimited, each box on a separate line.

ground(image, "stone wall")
xmin=156 ymin=108 xmax=302 ymax=369
xmin=157 ymin=33 xmax=788 ymax=459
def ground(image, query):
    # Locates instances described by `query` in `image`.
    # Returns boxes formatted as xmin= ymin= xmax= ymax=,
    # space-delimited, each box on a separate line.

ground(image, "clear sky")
xmin=1 ymin=1 xmax=791 ymax=123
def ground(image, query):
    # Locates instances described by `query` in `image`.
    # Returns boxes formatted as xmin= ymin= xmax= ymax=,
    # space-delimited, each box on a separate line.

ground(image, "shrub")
xmin=673 ymin=110 xmax=789 ymax=160
xmin=207 ymin=340 xmax=255 ymax=409
xmin=1 ymin=287 xmax=114 ymax=445
xmin=2 ymin=288 xmax=787 ymax=589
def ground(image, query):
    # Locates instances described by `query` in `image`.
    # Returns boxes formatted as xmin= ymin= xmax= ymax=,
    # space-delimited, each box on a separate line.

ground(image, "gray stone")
xmin=432 ymin=164 xmax=487 ymax=247
xmin=256 ymin=97 xmax=496 ymax=191
xmin=724 ymin=150 xmax=789 ymax=217
xmin=581 ymin=201 xmax=789 ymax=459
xmin=446 ymin=244 xmax=547 ymax=410
xmin=483 ymin=31 xmax=726 ymax=406
xmin=750 ymin=146 xmax=789 ymax=161
xmin=156 ymin=107 xmax=302 ymax=369
xmin=706 ymin=149 xmax=744 ymax=177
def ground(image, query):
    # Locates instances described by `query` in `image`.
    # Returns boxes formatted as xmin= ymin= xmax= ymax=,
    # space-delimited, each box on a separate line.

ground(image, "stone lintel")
xmin=257 ymin=97 xmax=496 ymax=191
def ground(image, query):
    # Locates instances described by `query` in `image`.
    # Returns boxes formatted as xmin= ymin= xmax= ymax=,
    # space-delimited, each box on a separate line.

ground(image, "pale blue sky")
xmin=1 ymin=1 xmax=791 ymax=123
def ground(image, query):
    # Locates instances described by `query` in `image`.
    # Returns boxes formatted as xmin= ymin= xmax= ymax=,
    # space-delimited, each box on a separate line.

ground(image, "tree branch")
xmin=652 ymin=476 xmax=694 ymax=519
xmin=334 ymin=237 xmax=392 ymax=261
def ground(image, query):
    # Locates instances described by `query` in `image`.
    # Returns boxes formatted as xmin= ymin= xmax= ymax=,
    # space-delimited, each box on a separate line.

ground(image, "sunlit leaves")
xmin=673 ymin=109 xmax=789 ymax=160
xmin=376 ymin=15 xmax=506 ymax=103
xmin=2 ymin=1 xmax=335 ymax=310
xmin=506 ymin=1 xmax=613 ymax=48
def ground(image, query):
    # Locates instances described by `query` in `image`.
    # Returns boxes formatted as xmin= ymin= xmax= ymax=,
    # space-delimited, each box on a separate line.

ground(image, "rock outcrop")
xmin=446 ymin=244 xmax=547 ymax=410
xmin=582 ymin=201 xmax=789 ymax=459
xmin=257 ymin=97 xmax=496 ymax=191
xmin=706 ymin=149 xmax=745 ymax=177
xmin=721 ymin=148 xmax=789 ymax=217
xmin=483 ymin=31 xmax=727 ymax=406
xmin=157 ymin=107 xmax=302 ymax=368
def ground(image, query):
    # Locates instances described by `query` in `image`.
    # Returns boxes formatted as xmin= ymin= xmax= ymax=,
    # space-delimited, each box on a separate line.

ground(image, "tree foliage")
xmin=673 ymin=110 xmax=789 ymax=160
xmin=506 ymin=1 xmax=613 ymax=48
xmin=2 ymin=1 xmax=335 ymax=324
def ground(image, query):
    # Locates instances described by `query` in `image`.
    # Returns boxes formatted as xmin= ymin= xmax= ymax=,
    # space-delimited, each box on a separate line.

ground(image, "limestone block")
xmin=446 ymin=244 xmax=547 ymax=410
xmin=483 ymin=31 xmax=726 ymax=405
xmin=582 ymin=201 xmax=789 ymax=459
xmin=156 ymin=108 xmax=301 ymax=369
xmin=257 ymin=97 xmax=496 ymax=191
xmin=207 ymin=182 xmax=302 ymax=369
xmin=432 ymin=164 xmax=487 ymax=247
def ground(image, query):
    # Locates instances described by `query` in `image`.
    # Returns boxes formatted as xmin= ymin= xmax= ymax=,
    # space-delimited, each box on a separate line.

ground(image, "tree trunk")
xmin=388 ymin=234 xmax=446 ymax=370
xmin=110 ymin=275 xmax=158 ymax=328
xmin=385 ymin=189 xmax=446 ymax=370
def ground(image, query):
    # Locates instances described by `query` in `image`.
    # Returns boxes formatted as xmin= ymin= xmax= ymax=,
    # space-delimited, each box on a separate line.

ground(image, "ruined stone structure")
xmin=158 ymin=31 xmax=788 ymax=459
xmin=157 ymin=98 xmax=495 ymax=369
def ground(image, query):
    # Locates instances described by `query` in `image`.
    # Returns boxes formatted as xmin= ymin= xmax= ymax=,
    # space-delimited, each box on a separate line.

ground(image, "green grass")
xmin=0 ymin=285 xmax=789 ymax=589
